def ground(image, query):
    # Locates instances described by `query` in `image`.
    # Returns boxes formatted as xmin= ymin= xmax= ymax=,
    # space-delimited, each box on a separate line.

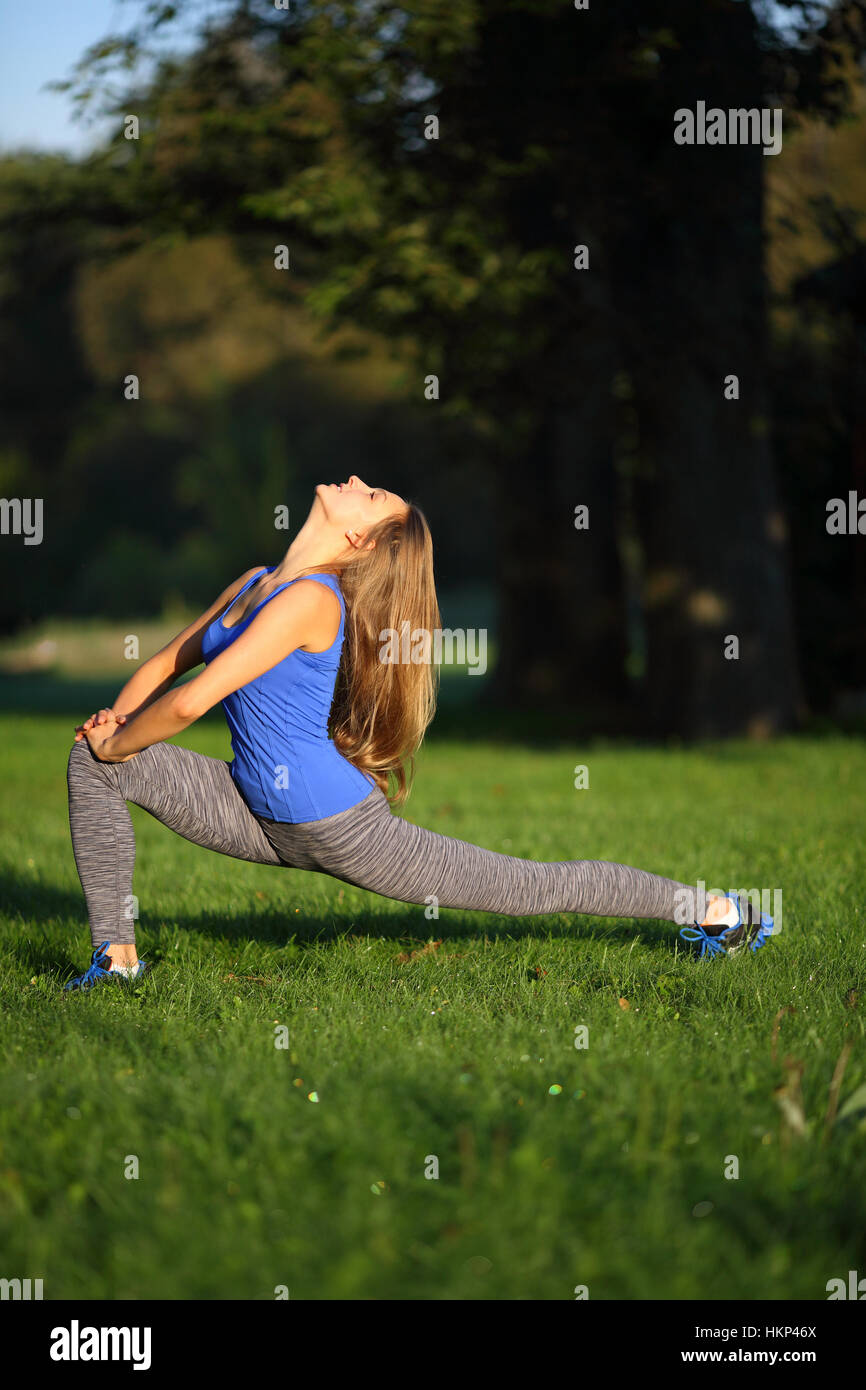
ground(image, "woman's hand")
xmin=74 ymin=708 xmax=127 ymax=742
xmin=83 ymin=719 xmax=137 ymax=763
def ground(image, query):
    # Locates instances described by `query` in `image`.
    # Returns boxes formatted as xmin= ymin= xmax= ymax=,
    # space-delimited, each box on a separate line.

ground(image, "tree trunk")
xmin=489 ymin=346 xmax=630 ymax=724
xmin=625 ymin=0 xmax=802 ymax=737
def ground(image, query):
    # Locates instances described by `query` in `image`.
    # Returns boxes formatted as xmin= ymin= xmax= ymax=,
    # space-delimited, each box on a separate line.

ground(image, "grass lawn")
xmin=0 ymin=714 xmax=864 ymax=1300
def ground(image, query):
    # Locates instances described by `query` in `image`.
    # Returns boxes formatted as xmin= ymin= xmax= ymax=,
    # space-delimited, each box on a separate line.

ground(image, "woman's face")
xmin=316 ymin=475 xmax=408 ymax=537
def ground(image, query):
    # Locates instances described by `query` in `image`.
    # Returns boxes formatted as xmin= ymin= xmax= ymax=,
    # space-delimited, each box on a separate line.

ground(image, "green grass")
xmin=1 ymin=714 xmax=864 ymax=1299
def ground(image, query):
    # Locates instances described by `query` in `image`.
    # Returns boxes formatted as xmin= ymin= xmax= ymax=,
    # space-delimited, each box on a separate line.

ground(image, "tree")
xmin=37 ymin=0 xmax=866 ymax=729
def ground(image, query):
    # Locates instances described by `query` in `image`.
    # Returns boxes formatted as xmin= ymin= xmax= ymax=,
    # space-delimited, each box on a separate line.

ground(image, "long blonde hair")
xmin=296 ymin=503 xmax=440 ymax=806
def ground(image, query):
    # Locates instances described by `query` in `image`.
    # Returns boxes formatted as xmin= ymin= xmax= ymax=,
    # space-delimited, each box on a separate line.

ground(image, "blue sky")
xmin=0 ymin=0 xmax=228 ymax=157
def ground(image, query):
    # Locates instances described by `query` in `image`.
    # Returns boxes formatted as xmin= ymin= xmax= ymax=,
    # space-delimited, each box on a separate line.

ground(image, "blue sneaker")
xmin=64 ymin=941 xmax=149 ymax=991
xmin=679 ymin=894 xmax=774 ymax=959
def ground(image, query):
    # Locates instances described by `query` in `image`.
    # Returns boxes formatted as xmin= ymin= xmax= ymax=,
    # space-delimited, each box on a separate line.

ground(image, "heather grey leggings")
xmin=66 ymin=737 xmax=699 ymax=948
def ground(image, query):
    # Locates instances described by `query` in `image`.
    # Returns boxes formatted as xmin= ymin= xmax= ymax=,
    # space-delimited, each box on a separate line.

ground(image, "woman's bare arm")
xmin=89 ymin=580 xmax=338 ymax=761
xmin=84 ymin=567 xmax=267 ymax=727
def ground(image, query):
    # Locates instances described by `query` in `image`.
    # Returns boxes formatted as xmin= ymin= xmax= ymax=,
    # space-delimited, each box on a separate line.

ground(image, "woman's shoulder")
xmin=301 ymin=570 xmax=341 ymax=591
xmin=293 ymin=572 xmax=344 ymax=605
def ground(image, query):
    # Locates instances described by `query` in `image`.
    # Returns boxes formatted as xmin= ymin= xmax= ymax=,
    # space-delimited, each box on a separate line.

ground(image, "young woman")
xmin=66 ymin=475 xmax=773 ymax=990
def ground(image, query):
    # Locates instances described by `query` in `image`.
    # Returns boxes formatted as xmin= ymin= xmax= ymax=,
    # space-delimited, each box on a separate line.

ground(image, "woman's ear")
xmin=345 ymin=528 xmax=376 ymax=552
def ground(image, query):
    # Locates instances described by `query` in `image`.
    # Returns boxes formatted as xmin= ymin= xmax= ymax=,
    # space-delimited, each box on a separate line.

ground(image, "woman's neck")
xmin=271 ymin=515 xmax=342 ymax=582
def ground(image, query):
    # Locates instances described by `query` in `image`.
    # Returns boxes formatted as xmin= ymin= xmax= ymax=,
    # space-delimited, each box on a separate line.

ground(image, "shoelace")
xmin=66 ymin=940 xmax=113 ymax=991
xmin=680 ymin=894 xmax=743 ymax=958
xmin=678 ymin=923 xmax=732 ymax=958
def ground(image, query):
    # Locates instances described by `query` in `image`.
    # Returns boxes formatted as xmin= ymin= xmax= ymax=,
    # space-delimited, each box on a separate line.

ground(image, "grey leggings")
xmin=66 ymin=737 xmax=699 ymax=948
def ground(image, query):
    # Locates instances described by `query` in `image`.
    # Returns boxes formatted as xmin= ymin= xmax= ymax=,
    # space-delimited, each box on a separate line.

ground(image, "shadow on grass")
xmin=0 ymin=866 xmax=679 ymax=981
xmin=0 ymin=671 xmax=614 ymax=746
xmin=3 ymin=671 xmax=865 ymax=746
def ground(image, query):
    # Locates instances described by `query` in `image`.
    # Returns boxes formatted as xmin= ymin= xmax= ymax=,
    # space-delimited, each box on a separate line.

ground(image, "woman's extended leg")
xmin=257 ymin=786 xmax=701 ymax=924
xmin=66 ymin=737 xmax=285 ymax=950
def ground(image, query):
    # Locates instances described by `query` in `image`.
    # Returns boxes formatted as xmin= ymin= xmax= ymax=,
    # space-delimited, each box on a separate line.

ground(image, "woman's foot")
xmin=107 ymin=942 xmax=140 ymax=972
xmin=64 ymin=941 xmax=148 ymax=991
xmin=680 ymin=894 xmax=774 ymax=959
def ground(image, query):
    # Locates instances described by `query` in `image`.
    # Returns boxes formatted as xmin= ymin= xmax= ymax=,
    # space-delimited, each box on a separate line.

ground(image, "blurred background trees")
xmin=1 ymin=0 xmax=865 ymax=735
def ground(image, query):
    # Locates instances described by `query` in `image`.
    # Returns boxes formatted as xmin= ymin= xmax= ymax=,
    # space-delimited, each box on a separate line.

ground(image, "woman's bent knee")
xmin=67 ymin=738 xmax=92 ymax=773
xmin=67 ymin=737 xmax=115 ymax=789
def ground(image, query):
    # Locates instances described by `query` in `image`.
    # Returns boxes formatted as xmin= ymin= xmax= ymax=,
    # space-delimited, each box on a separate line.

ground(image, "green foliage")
xmin=2 ymin=0 xmax=866 ymax=715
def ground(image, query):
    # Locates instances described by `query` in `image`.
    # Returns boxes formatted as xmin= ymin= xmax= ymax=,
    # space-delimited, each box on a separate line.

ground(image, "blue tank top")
xmin=200 ymin=568 xmax=375 ymax=823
